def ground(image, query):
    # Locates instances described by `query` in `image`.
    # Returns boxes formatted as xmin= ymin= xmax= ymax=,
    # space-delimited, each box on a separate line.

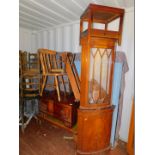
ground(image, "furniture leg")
xmin=40 ymin=75 xmax=47 ymax=96
xmin=55 ymin=76 xmax=61 ymax=101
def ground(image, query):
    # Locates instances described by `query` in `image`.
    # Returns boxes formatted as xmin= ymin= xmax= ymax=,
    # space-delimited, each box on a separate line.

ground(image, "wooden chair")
xmin=19 ymin=51 xmax=29 ymax=75
xmin=28 ymin=53 xmax=40 ymax=71
xmin=19 ymin=51 xmax=41 ymax=132
xmin=38 ymin=49 xmax=67 ymax=101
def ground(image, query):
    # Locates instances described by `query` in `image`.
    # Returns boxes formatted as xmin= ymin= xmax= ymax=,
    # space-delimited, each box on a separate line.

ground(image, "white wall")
xmin=19 ymin=7 xmax=134 ymax=142
xmin=19 ymin=27 xmax=32 ymax=52
xmin=30 ymin=21 xmax=80 ymax=53
xmin=117 ymin=7 xmax=134 ymax=142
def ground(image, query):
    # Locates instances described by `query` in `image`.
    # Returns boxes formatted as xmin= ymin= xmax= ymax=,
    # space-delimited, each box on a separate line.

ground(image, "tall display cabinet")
xmin=77 ymin=4 xmax=124 ymax=155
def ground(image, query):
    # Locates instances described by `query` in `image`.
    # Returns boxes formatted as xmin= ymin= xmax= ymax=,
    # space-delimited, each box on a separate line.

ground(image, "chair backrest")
xmin=19 ymin=50 xmax=22 ymax=75
xmin=19 ymin=51 xmax=41 ymax=99
xmin=28 ymin=53 xmax=39 ymax=70
xmin=57 ymin=52 xmax=67 ymax=71
xmin=20 ymin=74 xmax=41 ymax=99
xmin=38 ymin=49 xmax=58 ymax=75
xmin=19 ymin=51 xmax=29 ymax=73
xmin=20 ymin=51 xmax=40 ymax=74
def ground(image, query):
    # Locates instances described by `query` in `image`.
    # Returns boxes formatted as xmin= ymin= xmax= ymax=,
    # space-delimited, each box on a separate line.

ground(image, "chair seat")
xmin=43 ymin=72 xmax=67 ymax=76
xmin=50 ymin=69 xmax=65 ymax=73
xmin=23 ymin=94 xmax=40 ymax=100
xmin=22 ymin=69 xmax=40 ymax=76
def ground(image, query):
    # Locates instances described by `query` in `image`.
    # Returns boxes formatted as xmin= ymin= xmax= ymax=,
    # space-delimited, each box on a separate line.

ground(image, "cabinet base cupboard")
xmin=77 ymin=106 xmax=114 ymax=155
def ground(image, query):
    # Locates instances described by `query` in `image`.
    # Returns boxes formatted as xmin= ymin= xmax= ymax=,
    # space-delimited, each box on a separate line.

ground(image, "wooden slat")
xmin=65 ymin=56 xmax=80 ymax=101
xmin=127 ymin=98 xmax=134 ymax=155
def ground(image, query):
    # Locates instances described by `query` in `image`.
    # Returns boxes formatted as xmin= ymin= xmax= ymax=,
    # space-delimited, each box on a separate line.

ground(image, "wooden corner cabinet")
xmin=77 ymin=4 xmax=124 ymax=155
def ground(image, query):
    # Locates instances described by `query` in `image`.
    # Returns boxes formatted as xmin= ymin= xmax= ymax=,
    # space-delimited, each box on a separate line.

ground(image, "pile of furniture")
xmin=19 ymin=50 xmax=80 ymax=131
xmin=19 ymin=3 xmax=125 ymax=155
xmin=19 ymin=51 xmax=41 ymax=132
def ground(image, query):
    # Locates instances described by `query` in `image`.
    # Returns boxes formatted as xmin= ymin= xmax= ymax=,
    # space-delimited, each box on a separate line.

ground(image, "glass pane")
xmin=89 ymin=48 xmax=112 ymax=104
xmin=92 ymin=22 xmax=105 ymax=30
xmin=83 ymin=21 xmax=88 ymax=32
xmin=107 ymin=17 xmax=120 ymax=31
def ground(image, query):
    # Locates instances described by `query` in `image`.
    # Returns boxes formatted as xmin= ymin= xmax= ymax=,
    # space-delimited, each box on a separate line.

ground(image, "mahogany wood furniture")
xmin=38 ymin=51 xmax=81 ymax=130
xmin=77 ymin=4 xmax=124 ymax=155
xmin=127 ymin=98 xmax=134 ymax=155
xmin=39 ymin=91 xmax=79 ymax=128
xmin=38 ymin=49 xmax=67 ymax=101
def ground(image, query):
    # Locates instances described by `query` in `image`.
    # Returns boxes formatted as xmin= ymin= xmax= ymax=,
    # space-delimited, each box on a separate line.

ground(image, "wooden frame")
xmin=38 ymin=49 xmax=67 ymax=101
xmin=79 ymin=3 xmax=124 ymax=109
xmin=77 ymin=4 xmax=124 ymax=155
xmin=80 ymin=3 xmax=124 ymax=45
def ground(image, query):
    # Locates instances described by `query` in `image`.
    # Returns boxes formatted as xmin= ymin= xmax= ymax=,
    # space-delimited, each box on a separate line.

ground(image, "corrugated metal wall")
xmin=19 ymin=7 xmax=134 ymax=142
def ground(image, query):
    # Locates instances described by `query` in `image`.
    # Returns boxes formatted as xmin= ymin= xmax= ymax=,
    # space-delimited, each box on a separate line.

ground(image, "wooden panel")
xmin=80 ymin=44 xmax=90 ymax=107
xmin=91 ymin=29 xmax=120 ymax=39
xmin=77 ymin=106 xmax=114 ymax=154
xmin=39 ymin=91 xmax=79 ymax=128
xmin=90 ymin=37 xmax=116 ymax=48
xmin=54 ymin=103 xmax=72 ymax=123
xmin=80 ymin=29 xmax=119 ymax=45
xmin=127 ymin=98 xmax=134 ymax=155
xmin=66 ymin=56 xmax=80 ymax=100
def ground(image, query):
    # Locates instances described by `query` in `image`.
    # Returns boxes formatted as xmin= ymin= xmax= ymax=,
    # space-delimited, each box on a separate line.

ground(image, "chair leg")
xmin=40 ymin=75 xmax=47 ymax=96
xmin=55 ymin=76 xmax=61 ymax=101
xmin=21 ymin=98 xmax=25 ymax=133
xmin=21 ymin=99 xmax=39 ymax=132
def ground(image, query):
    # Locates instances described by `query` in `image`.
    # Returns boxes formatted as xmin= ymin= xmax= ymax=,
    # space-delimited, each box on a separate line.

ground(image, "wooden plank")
xmin=127 ymin=97 xmax=135 ymax=155
xmin=66 ymin=56 xmax=80 ymax=101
